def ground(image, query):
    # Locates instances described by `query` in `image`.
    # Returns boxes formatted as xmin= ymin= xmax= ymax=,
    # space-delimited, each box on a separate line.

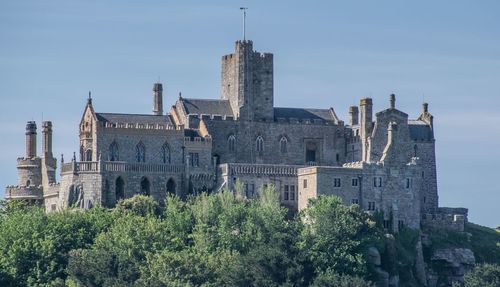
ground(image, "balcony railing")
xmin=61 ymin=161 xmax=184 ymax=174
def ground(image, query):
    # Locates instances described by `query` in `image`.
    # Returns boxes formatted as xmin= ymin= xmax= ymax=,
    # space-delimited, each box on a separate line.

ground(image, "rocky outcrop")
xmin=368 ymin=247 xmax=390 ymax=287
xmin=428 ymin=248 xmax=475 ymax=287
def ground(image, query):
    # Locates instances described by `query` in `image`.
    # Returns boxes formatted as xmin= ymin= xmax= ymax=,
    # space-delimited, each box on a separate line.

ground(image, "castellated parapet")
xmin=5 ymin=37 xmax=463 ymax=234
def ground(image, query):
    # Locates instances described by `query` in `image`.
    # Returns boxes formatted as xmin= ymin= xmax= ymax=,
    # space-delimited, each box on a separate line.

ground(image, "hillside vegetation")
xmin=0 ymin=187 xmax=380 ymax=287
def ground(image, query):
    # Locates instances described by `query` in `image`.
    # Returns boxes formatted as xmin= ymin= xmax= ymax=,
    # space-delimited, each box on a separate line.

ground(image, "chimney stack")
xmin=25 ymin=121 xmax=37 ymax=158
xmin=153 ymin=82 xmax=163 ymax=115
xmin=42 ymin=121 xmax=53 ymax=158
xmin=349 ymin=106 xmax=359 ymax=126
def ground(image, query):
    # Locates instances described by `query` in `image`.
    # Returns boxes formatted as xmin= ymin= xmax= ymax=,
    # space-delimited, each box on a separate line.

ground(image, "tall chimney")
xmin=390 ymin=93 xmax=396 ymax=109
xmin=349 ymin=106 xmax=359 ymax=126
xmin=25 ymin=121 xmax=37 ymax=158
xmin=153 ymin=82 xmax=163 ymax=115
xmin=42 ymin=121 xmax=53 ymax=158
xmin=359 ymin=98 xmax=373 ymax=161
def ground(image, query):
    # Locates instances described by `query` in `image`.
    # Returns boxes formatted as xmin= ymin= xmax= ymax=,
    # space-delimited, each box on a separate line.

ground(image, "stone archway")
xmin=140 ymin=177 xmax=151 ymax=196
xmin=166 ymin=178 xmax=176 ymax=196
xmin=116 ymin=177 xmax=125 ymax=202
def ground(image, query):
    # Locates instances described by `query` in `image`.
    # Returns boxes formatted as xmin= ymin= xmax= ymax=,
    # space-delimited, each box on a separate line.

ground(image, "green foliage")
xmin=0 ymin=205 xmax=116 ymax=286
xmin=310 ymin=269 xmax=374 ymax=287
xmin=453 ymin=263 xmax=500 ymax=287
xmin=116 ymin=194 xmax=160 ymax=217
xmin=299 ymin=195 xmax=381 ymax=279
xmin=0 ymin=191 xmax=386 ymax=286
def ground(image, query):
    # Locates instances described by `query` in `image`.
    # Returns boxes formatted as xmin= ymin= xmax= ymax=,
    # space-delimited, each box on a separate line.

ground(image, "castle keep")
xmin=5 ymin=39 xmax=466 ymax=232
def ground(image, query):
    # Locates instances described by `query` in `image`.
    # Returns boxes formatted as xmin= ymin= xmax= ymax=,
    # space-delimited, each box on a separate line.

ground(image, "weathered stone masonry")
xmin=5 ymin=38 xmax=465 ymax=232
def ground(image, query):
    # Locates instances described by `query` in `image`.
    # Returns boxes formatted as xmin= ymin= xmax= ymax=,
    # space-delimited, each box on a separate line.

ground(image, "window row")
xmin=108 ymin=141 xmax=171 ymax=164
xmin=227 ymin=135 xmax=289 ymax=153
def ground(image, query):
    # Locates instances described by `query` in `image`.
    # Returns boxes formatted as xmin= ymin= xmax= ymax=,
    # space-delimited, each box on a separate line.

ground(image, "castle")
xmin=5 ymin=39 xmax=466 ymax=232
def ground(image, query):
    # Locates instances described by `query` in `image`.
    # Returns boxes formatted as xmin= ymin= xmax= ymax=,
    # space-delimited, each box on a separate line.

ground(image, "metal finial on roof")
xmin=87 ymin=91 xmax=92 ymax=105
xmin=179 ymin=92 xmax=182 ymax=99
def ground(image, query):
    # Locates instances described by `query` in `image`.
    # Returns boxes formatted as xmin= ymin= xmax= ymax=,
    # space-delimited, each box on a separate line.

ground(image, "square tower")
xmin=221 ymin=40 xmax=274 ymax=121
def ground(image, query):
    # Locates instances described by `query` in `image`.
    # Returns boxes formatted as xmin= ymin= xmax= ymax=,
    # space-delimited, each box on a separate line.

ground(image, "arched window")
xmin=26 ymin=180 xmax=30 ymax=187
xmin=279 ymin=136 xmax=288 ymax=153
xmin=109 ymin=141 xmax=119 ymax=161
xmin=413 ymin=144 xmax=418 ymax=157
xmin=167 ymin=178 xmax=176 ymax=195
xmin=115 ymin=177 xmax=124 ymax=202
xmin=85 ymin=149 xmax=92 ymax=161
xmin=136 ymin=142 xmax=146 ymax=162
xmin=228 ymin=135 xmax=236 ymax=152
xmin=161 ymin=143 xmax=171 ymax=164
xmin=140 ymin=177 xmax=150 ymax=196
xmin=256 ymin=136 xmax=264 ymax=152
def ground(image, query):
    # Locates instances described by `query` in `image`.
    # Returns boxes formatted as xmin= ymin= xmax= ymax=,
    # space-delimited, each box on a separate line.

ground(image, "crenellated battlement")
xmin=5 ymin=185 xmax=43 ymax=199
xmin=103 ymin=122 xmax=178 ymax=130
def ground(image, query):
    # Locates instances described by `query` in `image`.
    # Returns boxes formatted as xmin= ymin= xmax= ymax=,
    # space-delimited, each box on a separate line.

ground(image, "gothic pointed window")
xmin=279 ymin=136 xmax=288 ymax=153
xmin=136 ymin=142 xmax=146 ymax=163
xmin=256 ymin=136 xmax=264 ymax=152
xmin=162 ymin=143 xmax=171 ymax=164
xmin=109 ymin=141 xmax=119 ymax=161
xmin=228 ymin=135 xmax=236 ymax=152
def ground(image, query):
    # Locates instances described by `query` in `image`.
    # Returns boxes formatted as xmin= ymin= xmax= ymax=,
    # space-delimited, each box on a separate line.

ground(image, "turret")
xmin=153 ymin=82 xmax=163 ymax=115
xmin=349 ymin=106 xmax=359 ymax=126
xmin=42 ymin=121 xmax=53 ymax=158
xmin=25 ymin=121 xmax=37 ymax=158
xmin=359 ymin=98 xmax=373 ymax=161
xmin=418 ymin=102 xmax=434 ymax=134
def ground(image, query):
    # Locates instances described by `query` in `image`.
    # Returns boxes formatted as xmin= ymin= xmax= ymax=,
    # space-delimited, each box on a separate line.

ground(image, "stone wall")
xmin=203 ymin=118 xmax=345 ymax=166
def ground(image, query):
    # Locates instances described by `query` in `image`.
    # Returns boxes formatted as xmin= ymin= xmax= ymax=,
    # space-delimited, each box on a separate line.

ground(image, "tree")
xmin=298 ymin=195 xmax=381 ymax=281
xmin=453 ymin=263 xmax=500 ymax=287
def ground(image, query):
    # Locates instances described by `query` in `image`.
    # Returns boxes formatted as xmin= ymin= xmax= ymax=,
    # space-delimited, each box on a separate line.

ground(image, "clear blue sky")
xmin=1 ymin=1 xmax=499 ymax=227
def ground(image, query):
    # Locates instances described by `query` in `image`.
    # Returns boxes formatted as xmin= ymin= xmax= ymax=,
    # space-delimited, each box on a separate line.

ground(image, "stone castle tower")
xmin=221 ymin=40 xmax=274 ymax=121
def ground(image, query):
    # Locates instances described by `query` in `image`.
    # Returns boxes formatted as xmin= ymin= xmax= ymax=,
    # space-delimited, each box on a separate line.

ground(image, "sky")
xmin=0 ymin=0 xmax=499 ymax=227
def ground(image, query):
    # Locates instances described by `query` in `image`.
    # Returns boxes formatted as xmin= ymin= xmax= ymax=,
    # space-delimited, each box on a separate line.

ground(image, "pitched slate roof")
xmin=95 ymin=113 xmax=173 ymax=125
xmin=181 ymin=98 xmax=233 ymax=116
xmin=274 ymin=107 xmax=336 ymax=121
xmin=408 ymin=120 xmax=433 ymax=141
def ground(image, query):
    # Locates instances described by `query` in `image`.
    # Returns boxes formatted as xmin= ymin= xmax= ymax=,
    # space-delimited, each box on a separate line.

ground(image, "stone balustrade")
xmin=226 ymin=163 xmax=302 ymax=177
xmin=61 ymin=161 xmax=184 ymax=174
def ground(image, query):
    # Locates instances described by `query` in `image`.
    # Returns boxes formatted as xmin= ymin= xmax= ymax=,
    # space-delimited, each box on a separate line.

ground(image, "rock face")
xmin=368 ymin=247 xmax=389 ymax=287
xmin=429 ymin=248 xmax=475 ymax=287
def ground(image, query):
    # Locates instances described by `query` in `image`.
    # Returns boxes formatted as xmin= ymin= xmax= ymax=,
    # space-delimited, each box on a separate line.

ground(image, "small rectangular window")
xmin=406 ymin=178 xmax=412 ymax=189
xmin=351 ymin=199 xmax=359 ymax=205
xmin=383 ymin=220 xmax=391 ymax=229
xmin=352 ymin=178 xmax=358 ymax=187
xmin=373 ymin=177 xmax=382 ymax=187
xmin=290 ymin=191 xmax=295 ymax=201
xmin=284 ymin=191 xmax=289 ymax=201
xmin=368 ymin=201 xmax=376 ymax=211
xmin=51 ymin=204 xmax=56 ymax=211
xmin=284 ymin=185 xmax=289 ymax=192
xmin=189 ymin=153 xmax=199 ymax=167
xmin=333 ymin=178 xmax=341 ymax=187
xmin=398 ymin=220 xmax=405 ymax=229
xmin=303 ymin=179 xmax=307 ymax=189
xmin=290 ymin=185 xmax=295 ymax=192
